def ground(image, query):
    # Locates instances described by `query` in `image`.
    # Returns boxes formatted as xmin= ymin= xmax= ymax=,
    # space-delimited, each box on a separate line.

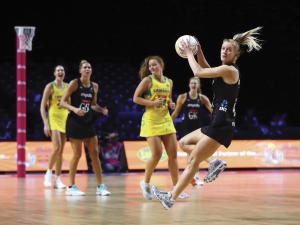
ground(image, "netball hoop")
xmin=15 ymin=26 xmax=36 ymax=177
xmin=15 ymin=27 xmax=35 ymax=51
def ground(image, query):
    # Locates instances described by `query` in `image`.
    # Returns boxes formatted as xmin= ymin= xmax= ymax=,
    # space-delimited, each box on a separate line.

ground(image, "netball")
xmin=175 ymin=35 xmax=198 ymax=58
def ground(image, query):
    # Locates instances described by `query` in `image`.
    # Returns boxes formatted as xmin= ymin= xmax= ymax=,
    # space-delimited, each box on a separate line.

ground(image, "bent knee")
xmin=167 ymin=151 xmax=177 ymax=160
xmin=89 ymin=150 xmax=99 ymax=159
xmin=152 ymin=152 xmax=162 ymax=161
xmin=73 ymin=152 xmax=82 ymax=160
xmin=53 ymin=146 xmax=63 ymax=154
xmin=179 ymin=139 xmax=189 ymax=153
xmin=178 ymin=139 xmax=185 ymax=149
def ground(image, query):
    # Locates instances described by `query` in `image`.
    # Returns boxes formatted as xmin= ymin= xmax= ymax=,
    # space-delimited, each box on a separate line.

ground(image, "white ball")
xmin=175 ymin=35 xmax=198 ymax=58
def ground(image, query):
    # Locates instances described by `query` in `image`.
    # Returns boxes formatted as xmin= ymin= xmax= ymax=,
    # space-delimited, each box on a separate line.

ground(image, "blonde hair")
xmin=79 ymin=59 xmax=91 ymax=70
xmin=224 ymin=27 xmax=263 ymax=58
xmin=138 ymin=56 xmax=165 ymax=80
xmin=189 ymin=77 xmax=201 ymax=93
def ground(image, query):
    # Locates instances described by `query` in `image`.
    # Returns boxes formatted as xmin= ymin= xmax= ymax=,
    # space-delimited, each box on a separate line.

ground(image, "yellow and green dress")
xmin=48 ymin=82 xmax=69 ymax=133
xmin=140 ymin=74 xmax=176 ymax=137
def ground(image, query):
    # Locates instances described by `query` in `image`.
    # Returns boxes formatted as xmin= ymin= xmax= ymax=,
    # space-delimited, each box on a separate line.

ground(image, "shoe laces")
xmin=159 ymin=191 xmax=172 ymax=201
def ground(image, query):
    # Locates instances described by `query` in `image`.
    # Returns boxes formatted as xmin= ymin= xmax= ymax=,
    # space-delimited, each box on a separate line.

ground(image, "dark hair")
xmin=54 ymin=65 xmax=64 ymax=72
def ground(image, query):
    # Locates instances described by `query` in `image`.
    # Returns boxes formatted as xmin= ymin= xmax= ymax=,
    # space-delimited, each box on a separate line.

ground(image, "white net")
xmin=15 ymin=26 xmax=36 ymax=51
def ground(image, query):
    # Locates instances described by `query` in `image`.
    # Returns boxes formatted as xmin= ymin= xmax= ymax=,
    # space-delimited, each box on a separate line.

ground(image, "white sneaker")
xmin=65 ymin=185 xmax=86 ymax=196
xmin=140 ymin=180 xmax=153 ymax=200
xmin=96 ymin=184 xmax=111 ymax=196
xmin=194 ymin=174 xmax=204 ymax=186
xmin=178 ymin=191 xmax=190 ymax=199
xmin=54 ymin=176 xmax=66 ymax=189
xmin=44 ymin=170 xmax=52 ymax=187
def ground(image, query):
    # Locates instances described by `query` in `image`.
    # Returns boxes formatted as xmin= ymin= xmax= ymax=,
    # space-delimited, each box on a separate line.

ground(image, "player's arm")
xmin=171 ymin=94 xmax=185 ymax=120
xmin=195 ymin=39 xmax=210 ymax=68
xmin=200 ymin=94 xmax=213 ymax=113
xmin=40 ymin=83 xmax=52 ymax=137
xmin=189 ymin=57 xmax=238 ymax=82
xmin=168 ymin=79 xmax=175 ymax=110
xmin=91 ymin=82 xmax=108 ymax=116
xmin=133 ymin=77 xmax=163 ymax=107
xmin=183 ymin=42 xmax=239 ymax=83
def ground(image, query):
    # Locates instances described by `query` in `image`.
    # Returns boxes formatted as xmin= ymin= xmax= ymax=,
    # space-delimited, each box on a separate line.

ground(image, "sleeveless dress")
xmin=140 ymin=75 xmax=176 ymax=137
xmin=48 ymin=81 xmax=69 ymax=133
xmin=180 ymin=93 xmax=211 ymax=136
xmin=201 ymin=65 xmax=240 ymax=148
xmin=66 ymin=78 xmax=97 ymax=139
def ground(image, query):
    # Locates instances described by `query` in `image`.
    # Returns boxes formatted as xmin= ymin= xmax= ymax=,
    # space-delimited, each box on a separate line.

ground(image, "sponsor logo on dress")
xmin=81 ymin=93 xmax=92 ymax=98
xmin=219 ymin=99 xmax=228 ymax=112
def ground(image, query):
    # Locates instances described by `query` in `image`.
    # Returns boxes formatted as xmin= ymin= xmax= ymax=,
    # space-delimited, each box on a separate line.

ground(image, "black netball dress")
xmin=201 ymin=66 xmax=240 ymax=148
xmin=66 ymin=78 xmax=96 ymax=139
xmin=180 ymin=93 xmax=211 ymax=137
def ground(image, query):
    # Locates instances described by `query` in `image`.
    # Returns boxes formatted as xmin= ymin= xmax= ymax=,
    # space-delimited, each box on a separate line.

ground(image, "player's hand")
xmin=43 ymin=124 xmax=51 ymax=137
xmin=74 ymin=108 xmax=86 ymax=116
xmin=180 ymin=40 xmax=193 ymax=55
xmin=193 ymin=36 xmax=201 ymax=48
xmin=102 ymin=107 xmax=108 ymax=116
xmin=152 ymin=98 xmax=164 ymax=107
xmin=193 ymin=36 xmax=202 ymax=54
xmin=169 ymin=102 xmax=175 ymax=110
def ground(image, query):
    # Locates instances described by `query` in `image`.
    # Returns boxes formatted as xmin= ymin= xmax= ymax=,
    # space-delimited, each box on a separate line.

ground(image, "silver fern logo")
xmin=219 ymin=99 xmax=228 ymax=112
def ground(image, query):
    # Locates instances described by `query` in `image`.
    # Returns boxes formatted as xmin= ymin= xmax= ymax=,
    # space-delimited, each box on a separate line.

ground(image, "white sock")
xmin=168 ymin=192 xmax=175 ymax=201
xmin=209 ymin=158 xmax=217 ymax=164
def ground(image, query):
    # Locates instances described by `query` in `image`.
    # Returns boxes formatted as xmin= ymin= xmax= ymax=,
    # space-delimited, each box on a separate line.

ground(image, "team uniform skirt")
xmin=48 ymin=112 xmax=68 ymax=133
xmin=66 ymin=114 xmax=96 ymax=139
xmin=140 ymin=116 xmax=176 ymax=137
xmin=201 ymin=125 xmax=234 ymax=148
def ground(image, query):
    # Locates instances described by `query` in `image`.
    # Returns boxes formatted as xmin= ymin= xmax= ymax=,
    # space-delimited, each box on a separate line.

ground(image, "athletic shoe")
xmin=43 ymin=170 xmax=52 ymax=187
xmin=152 ymin=186 xmax=174 ymax=210
xmin=191 ymin=173 xmax=204 ymax=186
xmin=204 ymin=159 xmax=227 ymax=183
xmin=54 ymin=176 xmax=66 ymax=189
xmin=178 ymin=191 xmax=190 ymax=199
xmin=96 ymin=184 xmax=111 ymax=196
xmin=140 ymin=180 xmax=152 ymax=200
xmin=65 ymin=185 xmax=86 ymax=196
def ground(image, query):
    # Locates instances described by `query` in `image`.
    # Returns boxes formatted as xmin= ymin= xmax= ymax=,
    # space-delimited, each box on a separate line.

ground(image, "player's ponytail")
xmin=233 ymin=27 xmax=263 ymax=53
xmin=223 ymin=27 xmax=263 ymax=59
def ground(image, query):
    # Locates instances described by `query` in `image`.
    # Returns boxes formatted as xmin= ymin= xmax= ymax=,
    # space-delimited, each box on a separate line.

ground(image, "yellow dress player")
xmin=48 ymin=80 xmax=69 ymax=133
xmin=134 ymin=55 xmax=189 ymax=200
xmin=40 ymin=65 xmax=69 ymax=189
xmin=140 ymin=74 xmax=176 ymax=137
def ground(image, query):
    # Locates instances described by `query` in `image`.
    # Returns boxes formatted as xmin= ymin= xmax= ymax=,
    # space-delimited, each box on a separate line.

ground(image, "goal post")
xmin=15 ymin=26 xmax=36 ymax=177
